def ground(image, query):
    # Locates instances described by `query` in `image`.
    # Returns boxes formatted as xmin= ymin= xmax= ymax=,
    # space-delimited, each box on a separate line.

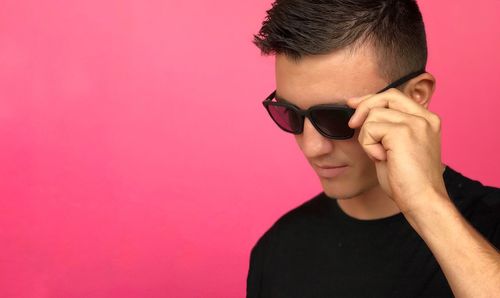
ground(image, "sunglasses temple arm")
xmin=376 ymin=69 xmax=426 ymax=94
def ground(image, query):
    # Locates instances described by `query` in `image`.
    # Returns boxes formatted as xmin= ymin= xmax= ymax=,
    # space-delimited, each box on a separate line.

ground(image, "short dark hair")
xmin=253 ymin=0 xmax=427 ymax=81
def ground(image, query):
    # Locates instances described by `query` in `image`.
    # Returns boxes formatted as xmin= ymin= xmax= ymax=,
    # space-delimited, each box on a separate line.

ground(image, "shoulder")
xmin=444 ymin=165 xmax=500 ymax=210
xmin=250 ymin=192 xmax=327 ymax=252
xmin=267 ymin=192 xmax=330 ymax=234
xmin=273 ymin=192 xmax=330 ymax=227
xmin=444 ymin=165 xmax=500 ymax=246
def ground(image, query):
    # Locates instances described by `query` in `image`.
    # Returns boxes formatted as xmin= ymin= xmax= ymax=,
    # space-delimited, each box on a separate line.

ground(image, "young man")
xmin=247 ymin=1 xmax=500 ymax=297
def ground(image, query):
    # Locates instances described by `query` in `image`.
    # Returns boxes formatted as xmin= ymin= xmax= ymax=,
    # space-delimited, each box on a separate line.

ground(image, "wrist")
xmin=403 ymin=190 xmax=457 ymax=236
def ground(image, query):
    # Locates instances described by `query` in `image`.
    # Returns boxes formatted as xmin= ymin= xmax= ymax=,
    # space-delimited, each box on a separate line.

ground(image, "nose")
xmin=295 ymin=118 xmax=334 ymax=159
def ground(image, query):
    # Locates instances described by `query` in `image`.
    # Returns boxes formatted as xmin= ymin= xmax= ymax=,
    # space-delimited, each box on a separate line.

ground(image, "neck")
xmin=336 ymin=163 xmax=447 ymax=220
xmin=336 ymin=184 xmax=399 ymax=220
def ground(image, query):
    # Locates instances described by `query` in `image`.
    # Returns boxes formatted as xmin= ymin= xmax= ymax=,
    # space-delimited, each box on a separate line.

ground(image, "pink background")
xmin=1 ymin=0 xmax=499 ymax=297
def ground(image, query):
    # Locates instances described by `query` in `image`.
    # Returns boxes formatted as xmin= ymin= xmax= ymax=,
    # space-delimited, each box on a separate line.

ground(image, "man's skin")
xmin=275 ymin=43 xmax=500 ymax=297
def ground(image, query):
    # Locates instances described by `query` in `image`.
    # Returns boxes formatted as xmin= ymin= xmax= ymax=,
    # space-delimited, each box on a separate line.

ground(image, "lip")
xmin=314 ymin=165 xmax=348 ymax=178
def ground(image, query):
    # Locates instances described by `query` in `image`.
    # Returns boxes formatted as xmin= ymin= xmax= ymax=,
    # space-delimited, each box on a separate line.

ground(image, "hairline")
xmin=279 ymin=37 xmax=398 ymax=83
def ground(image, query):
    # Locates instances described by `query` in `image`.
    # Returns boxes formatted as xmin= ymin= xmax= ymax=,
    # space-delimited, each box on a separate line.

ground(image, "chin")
xmin=320 ymin=179 xmax=360 ymax=200
xmin=320 ymin=174 xmax=378 ymax=200
xmin=323 ymin=189 xmax=359 ymax=200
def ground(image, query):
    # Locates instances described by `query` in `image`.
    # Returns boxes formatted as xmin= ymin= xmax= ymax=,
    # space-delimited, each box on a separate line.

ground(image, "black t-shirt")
xmin=247 ymin=165 xmax=500 ymax=298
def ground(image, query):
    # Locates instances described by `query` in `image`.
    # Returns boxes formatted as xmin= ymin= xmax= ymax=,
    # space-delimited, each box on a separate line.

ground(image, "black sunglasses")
xmin=262 ymin=69 xmax=426 ymax=139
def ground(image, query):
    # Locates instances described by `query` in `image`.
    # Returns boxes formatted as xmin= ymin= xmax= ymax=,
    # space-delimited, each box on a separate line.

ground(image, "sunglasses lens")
xmin=311 ymin=109 xmax=354 ymax=138
xmin=267 ymin=104 xmax=302 ymax=133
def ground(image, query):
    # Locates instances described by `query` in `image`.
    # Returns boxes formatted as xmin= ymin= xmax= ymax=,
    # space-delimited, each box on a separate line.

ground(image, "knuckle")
xmin=363 ymin=120 xmax=376 ymax=129
xmin=358 ymin=122 xmax=372 ymax=141
xmin=387 ymin=88 xmax=401 ymax=96
xmin=388 ymin=88 xmax=398 ymax=94
xmin=429 ymin=113 xmax=441 ymax=129
xmin=357 ymin=128 xmax=364 ymax=143
xmin=398 ymin=123 xmax=412 ymax=135
xmin=365 ymin=107 xmax=383 ymax=121
xmin=360 ymin=121 xmax=375 ymax=141
xmin=414 ymin=116 xmax=427 ymax=128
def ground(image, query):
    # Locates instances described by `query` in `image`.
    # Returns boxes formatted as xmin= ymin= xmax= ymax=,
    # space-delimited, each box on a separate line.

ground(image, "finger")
xmin=347 ymin=93 xmax=374 ymax=105
xmin=348 ymin=89 xmax=429 ymax=128
xmin=358 ymin=121 xmax=405 ymax=161
xmin=350 ymin=107 xmax=421 ymax=129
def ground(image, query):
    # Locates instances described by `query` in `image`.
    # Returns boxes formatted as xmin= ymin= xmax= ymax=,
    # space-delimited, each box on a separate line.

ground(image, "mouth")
xmin=314 ymin=164 xmax=349 ymax=179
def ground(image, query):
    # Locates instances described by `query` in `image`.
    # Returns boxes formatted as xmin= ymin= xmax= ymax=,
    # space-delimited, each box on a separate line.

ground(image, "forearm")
xmin=404 ymin=193 xmax=500 ymax=298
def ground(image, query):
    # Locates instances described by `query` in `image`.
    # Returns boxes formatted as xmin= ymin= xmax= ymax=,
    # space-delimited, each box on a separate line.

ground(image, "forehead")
xmin=275 ymin=46 xmax=387 ymax=109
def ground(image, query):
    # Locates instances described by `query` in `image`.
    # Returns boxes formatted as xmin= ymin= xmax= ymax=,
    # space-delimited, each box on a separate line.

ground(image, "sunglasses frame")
xmin=262 ymin=69 xmax=426 ymax=139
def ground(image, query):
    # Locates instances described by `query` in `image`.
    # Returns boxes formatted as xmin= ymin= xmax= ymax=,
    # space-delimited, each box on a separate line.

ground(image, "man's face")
xmin=275 ymin=46 xmax=388 ymax=199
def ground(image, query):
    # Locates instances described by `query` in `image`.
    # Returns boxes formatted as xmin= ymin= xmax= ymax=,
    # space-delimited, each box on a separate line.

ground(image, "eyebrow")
xmin=274 ymin=92 xmax=348 ymax=106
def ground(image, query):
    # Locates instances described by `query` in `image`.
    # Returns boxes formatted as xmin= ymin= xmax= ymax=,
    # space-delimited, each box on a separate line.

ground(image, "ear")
xmin=402 ymin=72 xmax=436 ymax=109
